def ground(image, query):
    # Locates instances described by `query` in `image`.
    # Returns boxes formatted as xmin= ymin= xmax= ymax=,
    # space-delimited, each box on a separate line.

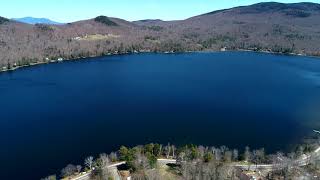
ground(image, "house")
xmin=119 ymin=170 xmax=131 ymax=180
xmin=240 ymin=171 xmax=264 ymax=180
xmin=221 ymin=47 xmax=227 ymax=51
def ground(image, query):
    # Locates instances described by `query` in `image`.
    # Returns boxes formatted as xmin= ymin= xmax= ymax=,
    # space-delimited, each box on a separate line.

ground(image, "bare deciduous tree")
xmin=76 ymin=165 xmax=82 ymax=174
xmin=85 ymin=156 xmax=94 ymax=170
xmin=244 ymin=146 xmax=251 ymax=162
xmin=41 ymin=175 xmax=56 ymax=180
xmin=214 ymin=148 xmax=222 ymax=161
xmin=232 ymin=149 xmax=239 ymax=161
xmin=224 ymin=150 xmax=233 ymax=163
xmin=171 ymin=145 xmax=176 ymax=158
xmin=61 ymin=164 xmax=77 ymax=178
xmin=109 ymin=152 xmax=118 ymax=162
xmin=99 ymin=153 xmax=110 ymax=168
xmin=164 ymin=144 xmax=171 ymax=158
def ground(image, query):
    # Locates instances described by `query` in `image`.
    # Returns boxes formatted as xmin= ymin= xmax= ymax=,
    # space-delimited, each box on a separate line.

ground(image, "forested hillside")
xmin=1 ymin=2 xmax=320 ymax=69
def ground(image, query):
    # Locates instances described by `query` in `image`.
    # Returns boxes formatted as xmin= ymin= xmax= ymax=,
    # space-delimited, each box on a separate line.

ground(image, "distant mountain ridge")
xmin=1 ymin=2 xmax=320 ymax=69
xmin=200 ymin=2 xmax=320 ymax=17
xmin=12 ymin=17 xmax=63 ymax=25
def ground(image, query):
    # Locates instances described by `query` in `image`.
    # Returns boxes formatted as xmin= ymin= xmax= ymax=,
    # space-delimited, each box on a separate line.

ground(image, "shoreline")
xmin=1 ymin=49 xmax=319 ymax=74
xmin=52 ymin=139 xmax=320 ymax=180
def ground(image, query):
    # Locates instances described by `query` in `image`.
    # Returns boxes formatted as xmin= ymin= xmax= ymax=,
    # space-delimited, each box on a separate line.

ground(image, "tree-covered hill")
xmin=1 ymin=2 xmax=320 ymax=70
xmin=0 ymin=16 xmax=9 ymax=24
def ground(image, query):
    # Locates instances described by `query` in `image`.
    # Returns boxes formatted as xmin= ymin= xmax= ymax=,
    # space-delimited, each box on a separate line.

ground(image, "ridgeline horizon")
xmin=1 ymin=1 xmax=320 ymax=70
xmin=4 ymin=2 xmax=320 ymax=24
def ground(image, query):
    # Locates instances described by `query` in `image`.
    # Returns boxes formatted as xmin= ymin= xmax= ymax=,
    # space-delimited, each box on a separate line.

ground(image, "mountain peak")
xmin=243 ymin=2 xmax=320 ymax=11
xmin=94 ymin=16 xmax=118 ymax=26
xmin=202 ymin=2 xmax=320 ymax=18
xmin=238 ymin=2 xmax=320 ymax=18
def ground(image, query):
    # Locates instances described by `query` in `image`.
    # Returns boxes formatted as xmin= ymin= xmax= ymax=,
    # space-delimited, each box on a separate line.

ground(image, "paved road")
xmin=71 ymin=162 xmax=126 ymax=180
xmin=157 ymin=158 xmax=177 ymax=166
xmin=235 ymin=147 xmax=320 ymax=171
xmin=157 ymin=147 xmax=320 ymax=171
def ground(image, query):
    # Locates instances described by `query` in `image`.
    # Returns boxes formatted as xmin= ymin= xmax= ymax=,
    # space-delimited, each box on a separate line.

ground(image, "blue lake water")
xmin=1 ymin=52 xmax=320 ymax=179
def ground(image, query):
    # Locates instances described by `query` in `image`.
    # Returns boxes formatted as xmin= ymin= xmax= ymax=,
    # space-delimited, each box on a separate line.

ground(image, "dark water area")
xmin=1 ymin=52 xmax=320 ymax=179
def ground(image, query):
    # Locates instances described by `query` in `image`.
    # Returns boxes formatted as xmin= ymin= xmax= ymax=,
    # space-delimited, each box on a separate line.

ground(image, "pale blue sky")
xmin=1 ymin=0 xmax=319 ymax=22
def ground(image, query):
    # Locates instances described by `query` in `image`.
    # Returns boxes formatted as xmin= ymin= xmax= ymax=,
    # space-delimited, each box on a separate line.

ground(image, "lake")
xmin=1 ymin=52 xmax=320 ymax=179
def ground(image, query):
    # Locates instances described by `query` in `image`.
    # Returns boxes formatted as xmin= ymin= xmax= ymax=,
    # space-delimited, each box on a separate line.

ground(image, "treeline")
xmin=0 ymin=16 xmax=9 ymax=24
xmin=2 ymin=2 xmax=320 ymax=70
xmin=94 ymin=16 xmax=118 ymax=26
xmin=2 ymin=27 xmax=316 ymax=72
xmin=42 ymin=142 xmax=320 ymax=180
xmin=1 ymin=30 xmax=318 ymax=72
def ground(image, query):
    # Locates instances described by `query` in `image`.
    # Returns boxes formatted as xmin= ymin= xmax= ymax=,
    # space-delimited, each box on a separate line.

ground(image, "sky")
xmin=1 ymin=0 xmax=319 ymax=23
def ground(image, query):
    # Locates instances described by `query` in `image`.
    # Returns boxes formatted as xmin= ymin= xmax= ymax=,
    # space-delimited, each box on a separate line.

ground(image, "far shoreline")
xmin=1 ymin=49 xmax=319 ymax=74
